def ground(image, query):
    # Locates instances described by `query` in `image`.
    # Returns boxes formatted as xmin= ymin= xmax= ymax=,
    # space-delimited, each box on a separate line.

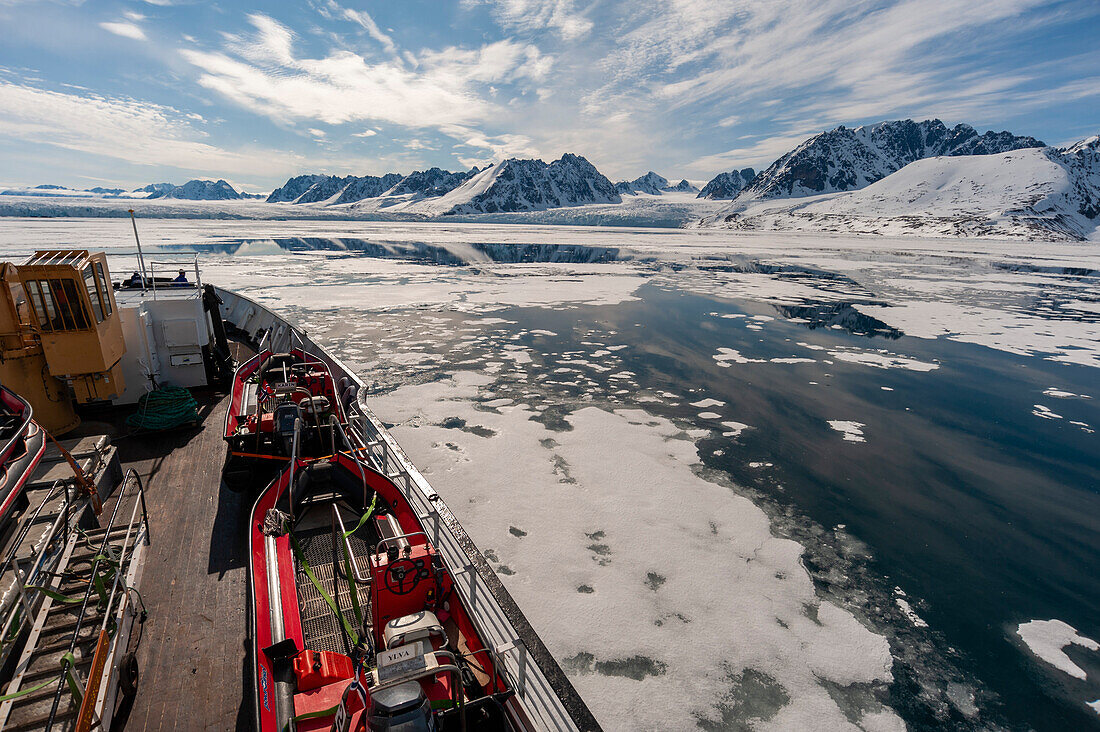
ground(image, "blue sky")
xmin=0 ymin=0 xmax=1097 ymax=192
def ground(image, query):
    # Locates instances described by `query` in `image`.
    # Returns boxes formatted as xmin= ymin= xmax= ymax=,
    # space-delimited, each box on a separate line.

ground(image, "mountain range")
xmin=728 ymin=120 xmax=1044 ymax=207
xmin=1 ymin=118 xmax=1096 ymax=239
xmin=0 ymin=179 xmax=262 ymax=200
xmin=701 ymin=132 xmax=1099 ymax=240
xmin=614 ymin=172 xmax=699 ymax=195
xmin=267 ymin=154 xmax=620 ymax=215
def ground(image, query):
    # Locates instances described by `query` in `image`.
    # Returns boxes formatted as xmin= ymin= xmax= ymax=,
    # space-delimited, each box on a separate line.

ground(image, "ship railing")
xmin=42 ymin=468 xmax=150 ymax=732
xmin=146 ymin=255 xmax=203 ymax=301
xmin=213 ymin=287 xmax=580 ymax=731
xmin=343 ymin=407 xmax=539 ymax=717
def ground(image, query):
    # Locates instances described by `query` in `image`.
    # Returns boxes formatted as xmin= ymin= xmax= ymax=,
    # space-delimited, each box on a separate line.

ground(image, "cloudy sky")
xmin=0 ymin=0 xmax=1097 ymax=191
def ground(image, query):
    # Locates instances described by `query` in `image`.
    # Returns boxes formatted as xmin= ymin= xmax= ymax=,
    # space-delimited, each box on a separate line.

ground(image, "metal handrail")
xmin=146 ymin=256 xmax=202 ymax=302
xmin=285 ymin=419 xmax=301 ymax=525
xmin=330 ymin=418 xmax=369 ymax=509
xmin=369 ymin=649 xmax=466 ymax=732
xmin=374 ymin=532 xmax=428 ymax=558
xmin=330 ymin=506 xmax=370 ymax=585
xmin=43 ymin=469 xmax=149 ymax=731
xmin=346 ymin=410 xmax=531 ymax=702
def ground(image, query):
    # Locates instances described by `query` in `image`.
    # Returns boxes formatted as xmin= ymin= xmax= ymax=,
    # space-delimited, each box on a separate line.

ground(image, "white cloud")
xmin=466 ymin=0 xmax=592 ymax=40
xmin=321 ymin=0 xmax=398 ymax=57
xmin=123 ymin=11 xmax=146 ymax=22
xmin=180 ymin=14 xmax=549 ymax=133
xmin=353 ymin=129 xmax=377 ymax=138
xmin=0 ymin=80 xmax=300 ymax=178
xmin=449 ymin=128 xmax=540 ymax=168
xmin=686 ymin=131 xmax=818 ymax=175
xmin=99 ymin=21 xmax=146 ymax=41
xmin=597 ymin=0 xmax=1063 ymax=128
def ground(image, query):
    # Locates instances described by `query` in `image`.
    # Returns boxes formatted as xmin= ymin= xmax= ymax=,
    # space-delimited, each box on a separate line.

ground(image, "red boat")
xmin=248 ymin=431 xmax=516 ymax=731
xmin=0 ymin=385 xmax=46 ymax=525
xmin=224 ymin=349 xmax=350 ymax=484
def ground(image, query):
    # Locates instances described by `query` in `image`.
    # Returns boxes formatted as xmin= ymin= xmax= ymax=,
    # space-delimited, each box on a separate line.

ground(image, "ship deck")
xmin=78 ymin=344 xmax=255 ymax=731
xmin=111 ymin=386 xmax=247 ymax=731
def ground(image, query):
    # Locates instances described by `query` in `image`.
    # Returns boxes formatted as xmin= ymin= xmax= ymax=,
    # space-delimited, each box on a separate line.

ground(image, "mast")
xmin=127 ymin=208 xmax=148 ymax=291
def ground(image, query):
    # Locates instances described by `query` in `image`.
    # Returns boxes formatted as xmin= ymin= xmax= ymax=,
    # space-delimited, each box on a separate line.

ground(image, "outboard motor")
xmin=367 ymin=681 xmax=436 ymax=732
xmin=274 ymin=401 xmax=300 ymax=455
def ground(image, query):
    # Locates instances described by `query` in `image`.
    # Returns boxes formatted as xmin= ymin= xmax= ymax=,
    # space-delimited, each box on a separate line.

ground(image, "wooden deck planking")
xmin=109 ymin=388 xmax=248 ymax=731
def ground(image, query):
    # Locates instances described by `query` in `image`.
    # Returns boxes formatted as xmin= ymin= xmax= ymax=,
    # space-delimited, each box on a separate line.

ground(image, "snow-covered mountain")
xmin=330 ymin=174 xmax=403 ymax=205
xmin=665 ymin=179 xmax=699 ymax=193
xmin=615 ymin=172 xmax=699 ymax=195
xmin=150 ymin=179 xmax=242 ymax=200
xmin=616 ymin=172 xmax=669 ymax=195
xmin=133 ymin=183 xmax=175 ymax=196
xmin=700 ymin=135 xmax=1100 ymax=240
xmin=697 ymin=168 xmax=757 ymax=199
xmin=267 ymin=168 xmax=477 ymax=206
xmin=1 ymin=184 xmax=141 ymax=198
xmin=265 ymin=155 xmax=618 ymax=215
xmin=438 ymin=154 xmax=620 ymax=215
xmin=266 ymin=175 xmax=327 ymax=203
xmin=385 ymin=167 xmax=479 ymax=198
xmin=731 ymin=120 xmax=1043 ymax=208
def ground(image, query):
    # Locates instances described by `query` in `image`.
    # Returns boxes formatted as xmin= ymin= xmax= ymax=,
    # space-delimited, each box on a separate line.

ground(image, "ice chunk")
xmin=827 ymin=421 xmax=866 ymax=443
xmin=1016 ymin=619 xmax=1099 ymax=680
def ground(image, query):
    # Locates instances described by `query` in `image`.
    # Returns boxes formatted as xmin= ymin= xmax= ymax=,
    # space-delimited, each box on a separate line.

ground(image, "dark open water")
xmin=159 ymin=237 xmax=1099 ymax=729
xmin=490 ymin=284 xmax=1099 ymax=730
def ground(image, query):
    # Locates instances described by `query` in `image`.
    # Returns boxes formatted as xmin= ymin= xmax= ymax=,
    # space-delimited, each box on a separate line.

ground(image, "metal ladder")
xmin=0 ymin=469 xmax=149 ymax=732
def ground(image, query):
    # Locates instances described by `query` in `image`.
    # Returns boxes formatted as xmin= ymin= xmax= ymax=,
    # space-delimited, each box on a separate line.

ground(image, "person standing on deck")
xmin=173 ymin=268 xmax=188 ymax=285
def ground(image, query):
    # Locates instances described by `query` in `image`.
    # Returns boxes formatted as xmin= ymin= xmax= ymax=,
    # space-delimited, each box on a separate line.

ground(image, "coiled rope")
xmin=125 ymin=386 xmax=200 ymax=432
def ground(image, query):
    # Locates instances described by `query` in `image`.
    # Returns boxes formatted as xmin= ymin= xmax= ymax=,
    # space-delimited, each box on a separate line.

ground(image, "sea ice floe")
xmin=721 ymin=421 xmax=752 ymax=437
xmin=893 ymin=588 xmax=929 ymax=628
xmin=827 ymin=421 xmax=867 ymax=443
xmin=1031 ymin=404 xmax=1063 ymax=420
xmin=713 ymin=348 xmax=766 ymax=366
xmin=690 ymin=398 xmax=725 ymax=408
xmin=1042 ymin=387 xmax=1091 ymax=399
xmin=1016 ymin=619 xmax=1099 ymax=680
xmin=697 ymin=411 xmax=722 ymax=420
xmin=368 ymin=373 xmax=899 ymax=730
xmin=770 ymin=357 xmax=817 ymax=364
xmin=829 ymin=349 xmax=939 ymax=372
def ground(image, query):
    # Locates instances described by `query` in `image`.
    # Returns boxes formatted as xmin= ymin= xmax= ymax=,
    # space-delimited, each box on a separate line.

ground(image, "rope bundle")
xmin=126 ymin=385 xmax=200 ymax=432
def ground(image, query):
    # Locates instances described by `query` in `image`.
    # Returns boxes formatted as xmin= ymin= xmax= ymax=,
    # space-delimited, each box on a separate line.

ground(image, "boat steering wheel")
xmin=384 ymin=558 xmax=423 ymax=595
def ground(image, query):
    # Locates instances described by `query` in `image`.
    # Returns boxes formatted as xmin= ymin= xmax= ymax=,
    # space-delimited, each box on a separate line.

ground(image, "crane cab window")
xmin=82 ymin=264 xmax=110 ymax=322
xmin=94 ymin=262 xmax=112 ymax=317
xmin=26 ymin=278 xmax=90 ymax=332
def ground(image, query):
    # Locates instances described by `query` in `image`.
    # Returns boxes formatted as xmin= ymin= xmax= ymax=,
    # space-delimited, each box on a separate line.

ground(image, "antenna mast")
xmin=127 ymin=208 xmax=148 ymax=291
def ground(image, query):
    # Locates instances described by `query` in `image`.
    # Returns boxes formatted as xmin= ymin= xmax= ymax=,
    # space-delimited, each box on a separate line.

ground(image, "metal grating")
xmin=294 ymin=524 xmax=373 ymax=655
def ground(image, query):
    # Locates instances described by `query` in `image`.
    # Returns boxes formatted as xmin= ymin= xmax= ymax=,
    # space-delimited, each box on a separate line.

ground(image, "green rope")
xmin=0 ymin=652 xmax=83 ymax=703
xmin=125 ymin=385 xmax=200 ymax=432
xmin=338 ymin=489 xmax=376 ymax=630
xmin=342 ymin=490 xmax=378 ymax=540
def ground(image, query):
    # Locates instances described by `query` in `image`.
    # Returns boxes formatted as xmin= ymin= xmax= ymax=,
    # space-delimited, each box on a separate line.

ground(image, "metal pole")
xmin=127 ymin=209 xmax=148 ymax=291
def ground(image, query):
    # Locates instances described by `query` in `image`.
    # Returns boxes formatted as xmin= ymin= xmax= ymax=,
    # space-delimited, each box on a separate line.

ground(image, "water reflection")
xmin=157 ymin=237 xmax=623 ymax=266
xmin=773 ymin=301 xmax=903 ymax=338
